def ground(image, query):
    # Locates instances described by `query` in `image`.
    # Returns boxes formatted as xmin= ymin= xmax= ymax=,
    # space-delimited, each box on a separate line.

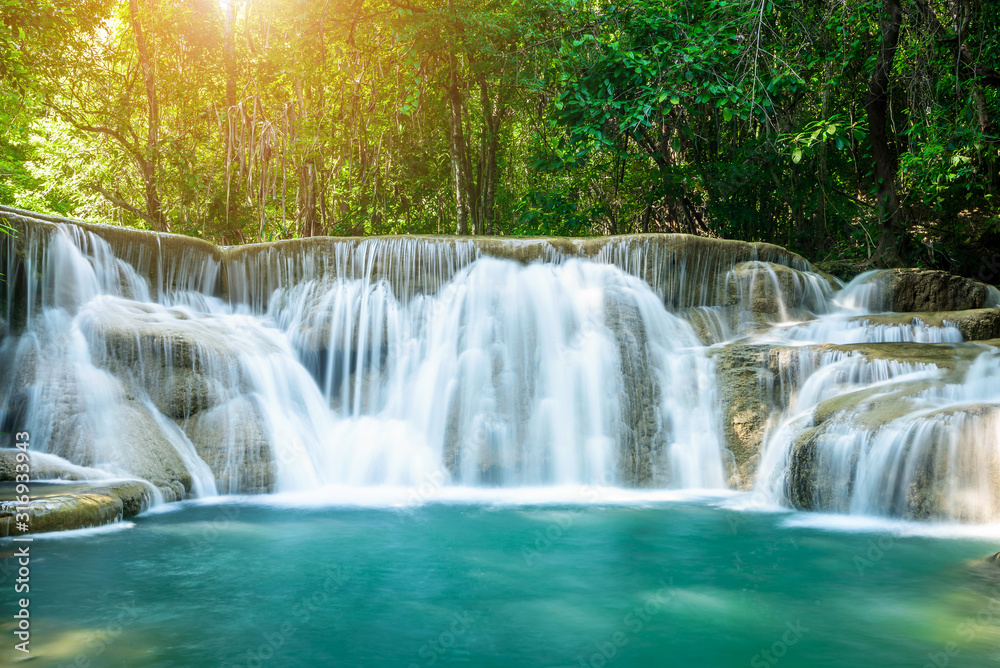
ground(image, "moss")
xmin=710 ymin=344 xmax=800 ymax=489
xmin=812 ymin=342 xmax=989 ymax=371
xmin=848 ymin=309 xmax=1000 ymax=342
xmin=0 ymin=479 xmax=155 ymax=535
xmin=885 ymin=268 xmax=989 ymax=312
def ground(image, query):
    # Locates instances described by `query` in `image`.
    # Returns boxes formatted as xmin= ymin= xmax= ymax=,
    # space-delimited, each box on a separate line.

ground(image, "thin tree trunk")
xmin=128 ymin=0 xmax=166 ymax=232
xmin=866 ymin=0 xmax=905 ymax=266
xmin=225 ymin=0 xmax=237 ymax=108
xmin=447 ymin=0 xmax=470 ymax=235
xmin=477 ymin=74 xmax=499 ymax=236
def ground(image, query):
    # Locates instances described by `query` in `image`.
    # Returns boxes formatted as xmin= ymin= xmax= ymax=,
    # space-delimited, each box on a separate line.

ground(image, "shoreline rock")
xmin=0 ymin=480 xmax=156 ymax=536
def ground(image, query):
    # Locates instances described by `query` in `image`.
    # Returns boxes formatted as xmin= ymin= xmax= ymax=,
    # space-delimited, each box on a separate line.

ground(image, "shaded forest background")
xmin=1 ymin=0 xmax=998 ymax=276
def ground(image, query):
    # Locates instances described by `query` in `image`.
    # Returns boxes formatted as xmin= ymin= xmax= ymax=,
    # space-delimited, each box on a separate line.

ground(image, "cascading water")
xmin=0 ymin=221 xmax=730 ymax=500
xmin=748 ymin=268 xmax=1000 ymax=521
xmin=2 ymin=209 xmax=999 ymax=525
xmin=754 ymin=349 xmax=1000 ymax=521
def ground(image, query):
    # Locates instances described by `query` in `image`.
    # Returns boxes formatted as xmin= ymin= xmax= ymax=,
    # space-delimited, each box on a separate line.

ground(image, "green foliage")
xmin=0 ymin=0 xmax=995 ymax=275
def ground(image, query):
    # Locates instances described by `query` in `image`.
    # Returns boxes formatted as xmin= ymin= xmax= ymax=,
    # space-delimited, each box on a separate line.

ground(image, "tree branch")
xmin=85 ymin=182 xmax=152 ymax=225
xmin=914 ymin=0 xmax=1000 ymax=87
xmin=44 ymin=101 xmax=145 ymax=164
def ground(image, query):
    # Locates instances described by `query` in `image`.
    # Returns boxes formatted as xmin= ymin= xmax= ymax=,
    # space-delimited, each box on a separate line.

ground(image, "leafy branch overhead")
xmin=0 ymin=0 xmax=996 ymax=273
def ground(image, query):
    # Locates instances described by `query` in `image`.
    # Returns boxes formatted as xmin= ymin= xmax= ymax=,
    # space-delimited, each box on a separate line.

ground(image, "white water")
xmin=750 ymin=269 xmax=1000 ymax=521
xmin=1 ymin=225 xmax=728 ymax=498
xmin=2 ymin=225 xmax=999 ymax=523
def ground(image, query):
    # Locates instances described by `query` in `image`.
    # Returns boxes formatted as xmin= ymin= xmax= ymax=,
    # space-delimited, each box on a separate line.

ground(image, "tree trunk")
xmin=447 ymin=0 xmax=470 ymax=235
xmin=128 ymin=0 xmax=166 ymax=232
xmin=477 ymin=74 xmax=499 ymax=236
xmin=225 ymin=0 xmax=237 ymax=109
xmin=298 ymin=159 xmax=320 ymax=237
xmin=866 ymin=0 xmax=905 ymax=266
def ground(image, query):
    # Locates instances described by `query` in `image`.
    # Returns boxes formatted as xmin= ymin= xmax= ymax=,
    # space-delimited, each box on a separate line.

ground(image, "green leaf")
xmin=792 ymin=149 xmax=803 ymax=164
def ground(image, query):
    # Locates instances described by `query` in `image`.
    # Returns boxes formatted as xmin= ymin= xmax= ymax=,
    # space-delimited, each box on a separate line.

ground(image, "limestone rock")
xmin=0 ymin=479 xmax=156 ymax=536
xmin=184 ymin=396 xmax=275 ymax=494
xmin=809 ymin=341 xmax=986 ymax=371
xmin=28 ymin=368 xmax=195 ymax=501
xmin=0 ymin=449 xmax=114 ymax=481
xmin=885 ymin=269 xmax=989 ymax=312
xmin=604 ymin=291 xmax=664 ymax=486
xmin=724 ymin=261 xmax=829 ymax=315
xmin=848 ymin=309 xmax=1000 ymax=342
xmin=712 ymin=344 xmax=802 ymax=489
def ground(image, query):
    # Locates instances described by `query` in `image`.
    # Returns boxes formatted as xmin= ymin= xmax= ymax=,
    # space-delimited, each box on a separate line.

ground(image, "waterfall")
xmin=2 ymin=208 xmax=998 ymax=523
xmin=0 ymin=220 xmax=731 ymax=496
xmin=747 ymin=269 xmax=1000 ymax=521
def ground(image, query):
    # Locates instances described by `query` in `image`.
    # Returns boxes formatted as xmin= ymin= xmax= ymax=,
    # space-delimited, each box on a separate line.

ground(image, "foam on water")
xmin=154 ymin=485 xmax=741 ymax=510
xmin=2 ymin=219 xmax=998 ymax=526
xmin=14 ymin=521 xmax=138 ymax=540
xmin=780 ymin=512 xmax=1000 ymax=540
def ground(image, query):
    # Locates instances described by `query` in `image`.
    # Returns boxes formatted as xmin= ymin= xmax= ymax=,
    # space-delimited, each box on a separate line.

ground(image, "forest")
xmin=1 ymin=0 xmax=998 ymax=275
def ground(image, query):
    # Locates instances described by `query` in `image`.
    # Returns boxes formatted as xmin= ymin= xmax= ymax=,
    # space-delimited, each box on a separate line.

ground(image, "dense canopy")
xmin=1 ymin=0 xmax=998 ymax=274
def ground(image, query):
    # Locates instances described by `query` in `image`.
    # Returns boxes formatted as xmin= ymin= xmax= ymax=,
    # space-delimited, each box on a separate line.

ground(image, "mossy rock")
xmin=0 ymin=449 xmax=115 ymax=481
xmin=883 ymin=268 xmax=990 ymax=312
xmin=710 ymin=344 xmax=804 ymax=489
xmin=812 ymin=380 xmax=942 ymax=429
xmin=27 ymin=367 xmax=196 ymax=501
xmin=723 ymin=261 xmax=832 ymax=316
xmin=0 ymin=205 xmax=222 ymax=302
xmin=848 ymin=309 xmax=1000 ymax=342
xmin=0 ymin=479 xmax=155 ymax=536
xmin=3 ymin=207 xmax=823 ymax=313
xmin=183 ymin=396 xmax=275 ymax=494
xmin=789 ymin=398 xmax=1000 ymax=520
xmin=786 ymin=427 xmax=851 ymax=511
xmin=810 ymin=341 xmax=990 ymax=371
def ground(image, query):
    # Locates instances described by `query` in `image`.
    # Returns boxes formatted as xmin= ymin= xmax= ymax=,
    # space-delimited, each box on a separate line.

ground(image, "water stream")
xmin=1 ymin=222 xmax=999 ymax=522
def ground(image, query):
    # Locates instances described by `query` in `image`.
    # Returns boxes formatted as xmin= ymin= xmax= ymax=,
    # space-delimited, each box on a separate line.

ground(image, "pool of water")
xmin=4 ymin=493 xmax=1000 ymax=667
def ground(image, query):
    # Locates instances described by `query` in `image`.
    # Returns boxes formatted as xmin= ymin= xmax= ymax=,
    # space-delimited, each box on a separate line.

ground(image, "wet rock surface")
xmin=850 ymin=309 xmax=1000 ymax=342
xmin=884 ymin=269 xmax=990 ymax=312
xmin=0 ymin=480 xmax=155 ymax=536
xmin=3 ymin=206 xmax=1000 ymax=529
xmin=184 ymin=396 xmax=275 ymax=494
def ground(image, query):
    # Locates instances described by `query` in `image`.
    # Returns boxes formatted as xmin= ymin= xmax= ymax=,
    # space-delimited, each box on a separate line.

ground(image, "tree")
xmin=866 ymin=0 xmax=905 ymax=266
